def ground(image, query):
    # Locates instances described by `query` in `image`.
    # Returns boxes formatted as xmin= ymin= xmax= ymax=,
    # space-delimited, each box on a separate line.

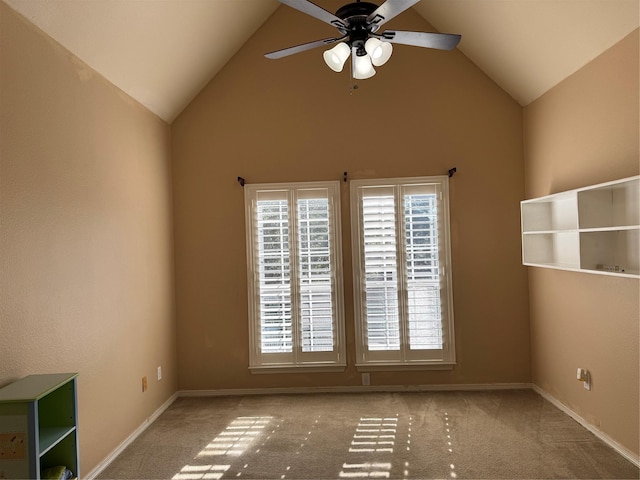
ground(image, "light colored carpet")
xmin=97 ymin=390 xmax=639 ymax=479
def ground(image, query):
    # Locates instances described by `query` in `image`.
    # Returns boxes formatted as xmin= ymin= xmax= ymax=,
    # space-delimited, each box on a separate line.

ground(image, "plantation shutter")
xmin=245 ymin=182 xmax=346 ymax=371
xmin=255 ymin=193 xmax=292 ymax=354
xmin=297 ymin=193 xmax=334 ymax=353
xmin=402 ymin=185 xmax=443 ymax=351
xmin=361 ymin=188 xmax=400 ymax=352
xmin=351 ymin=177 xmax=455 ymax=366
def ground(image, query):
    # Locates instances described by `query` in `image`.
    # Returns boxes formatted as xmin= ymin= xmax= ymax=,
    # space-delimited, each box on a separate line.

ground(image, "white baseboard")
xmin=84 ymin=392 xmax=178 ymax=480
xmin=532 ymin=384 xmax=639 ymax=468
xmin=178 ymin=382 xmax=533 ymax=397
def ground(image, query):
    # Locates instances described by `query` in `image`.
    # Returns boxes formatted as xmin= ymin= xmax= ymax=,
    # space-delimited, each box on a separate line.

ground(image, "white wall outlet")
xmin=577 ymin=368 xmax=591 ymax=390
xmin=362 ymin=373 xmax=370 ymax=386
xmin=157 ymin=366 xmax=162 ymax=381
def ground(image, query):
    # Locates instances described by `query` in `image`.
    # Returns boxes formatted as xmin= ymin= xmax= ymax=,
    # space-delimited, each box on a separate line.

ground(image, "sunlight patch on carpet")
xmin=172 ymin=464 xmax=230 ymax=480
xmin=197 ymin=416 xmax=272 ymax=457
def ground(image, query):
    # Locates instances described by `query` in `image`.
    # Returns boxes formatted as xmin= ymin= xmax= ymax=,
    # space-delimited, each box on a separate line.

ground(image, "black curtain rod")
xmin=237 ymin=169 xmax=456 ymax=187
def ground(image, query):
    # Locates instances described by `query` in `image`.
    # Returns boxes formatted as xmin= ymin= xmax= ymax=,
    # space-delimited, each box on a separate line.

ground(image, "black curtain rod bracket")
xmin=237 ymin=176 xmax=246 ymax=187
xmin=448 ymin=167 xmax=457 ymax=178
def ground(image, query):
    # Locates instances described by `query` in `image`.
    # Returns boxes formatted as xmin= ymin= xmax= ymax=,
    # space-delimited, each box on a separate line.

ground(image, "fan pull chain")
xmin=349 ymin=47 xmax=359 ymax=94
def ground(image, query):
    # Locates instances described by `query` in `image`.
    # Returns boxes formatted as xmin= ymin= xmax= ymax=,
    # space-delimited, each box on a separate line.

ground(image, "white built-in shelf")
xmin=521 ymin=176 xmax=639 ymax=278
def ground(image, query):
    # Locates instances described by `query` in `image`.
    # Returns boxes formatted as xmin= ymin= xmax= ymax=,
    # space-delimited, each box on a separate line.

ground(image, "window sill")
xmin=356 ymin=362 xmax=456 ymax=372
xmin=250 ymin=364 xmax=347 ymax=374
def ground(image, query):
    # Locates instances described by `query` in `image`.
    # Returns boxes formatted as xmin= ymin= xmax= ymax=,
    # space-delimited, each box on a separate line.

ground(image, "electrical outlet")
xmin=362 ymin=373 xmax=370 ymax=386
xmin=157 ymin=366 xmax=162 ymax=381
xmin=577 ymin=368 xmax=591 ymax=391
xmin=142 ymin=376 xmax=148 ymax=392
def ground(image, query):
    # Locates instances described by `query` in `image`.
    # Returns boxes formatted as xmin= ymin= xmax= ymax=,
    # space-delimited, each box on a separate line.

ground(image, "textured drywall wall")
xmin=0 ymin=3 xmax=177 ymax=474
xmin=524 ymin=29 xmax=639 ymax=456
xmin=172 ymin=1 xmax=530 ymax=391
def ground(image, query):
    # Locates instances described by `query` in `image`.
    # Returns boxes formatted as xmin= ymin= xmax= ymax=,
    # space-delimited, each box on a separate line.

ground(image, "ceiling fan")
xmin=265 ymin=0 xmax=461 ymax=79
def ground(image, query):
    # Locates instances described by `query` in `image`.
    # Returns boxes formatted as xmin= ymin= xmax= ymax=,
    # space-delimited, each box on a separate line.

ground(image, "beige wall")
xmin=172 ymin=2 xmax=530 ymax=391
xmin=524 ymin=29 xmax=639 ymax=456
xmin=0 ymin=3 xmax=177 ymax=474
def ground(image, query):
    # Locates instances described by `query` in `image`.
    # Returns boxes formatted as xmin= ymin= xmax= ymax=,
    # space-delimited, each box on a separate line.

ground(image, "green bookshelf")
xmin=0 ymin=373 xmax=79 ymax=479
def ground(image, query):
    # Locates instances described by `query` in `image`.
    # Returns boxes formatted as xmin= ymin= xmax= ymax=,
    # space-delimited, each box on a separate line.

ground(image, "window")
xmin=350 ymin=176 xmax=455 ymax=368
xmin=244 ymin=181 xmax=346 ymax=372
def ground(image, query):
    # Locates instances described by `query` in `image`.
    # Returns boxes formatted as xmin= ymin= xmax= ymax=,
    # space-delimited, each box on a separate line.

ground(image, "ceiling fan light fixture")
xmin=265 ymin=0 xmax=462 ymax=82
xmin=323 ymin=42 xmax=351 ymax=72
xmin=354 ymin=52 xmax=376 ymax=79
xmin=365 ymin=37 xmax=393 ymax=66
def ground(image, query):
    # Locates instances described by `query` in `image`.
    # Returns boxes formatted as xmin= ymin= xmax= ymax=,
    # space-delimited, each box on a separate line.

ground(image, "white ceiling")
xmin=4 ymin=0 xmax=638 ymax=123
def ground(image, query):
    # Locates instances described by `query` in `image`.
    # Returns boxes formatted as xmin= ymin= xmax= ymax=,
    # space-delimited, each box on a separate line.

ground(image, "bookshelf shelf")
xmin=0 ymin=373 xmax=79 ymax=479
xmin=521 ymin=176 xmax=639 ymax=278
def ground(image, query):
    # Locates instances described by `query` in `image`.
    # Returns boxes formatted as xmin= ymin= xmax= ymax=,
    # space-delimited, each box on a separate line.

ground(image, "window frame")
xmin=244 ymin=181 xmax=346 ymax=373
xmin=350 ymin=176 xmax=456 ymax=370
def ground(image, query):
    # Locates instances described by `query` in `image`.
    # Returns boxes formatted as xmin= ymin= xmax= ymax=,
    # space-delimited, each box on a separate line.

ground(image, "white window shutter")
xmin=256 ymin=198 xmax=292 ymax=353
xmin=351 ymin=177 xmax=456 ymax=367
xmin=297 ymin=197 xmax=334 ymax=353
xmin=403 ymin=192 xmax=443 ymax=350
xmin=245 ymin=182 xmax=346 ymax=371
xmin=361 ymin=193 xmax=400 ymax=351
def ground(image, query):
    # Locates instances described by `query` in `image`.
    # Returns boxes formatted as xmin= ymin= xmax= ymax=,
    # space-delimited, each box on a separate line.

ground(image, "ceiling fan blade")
xmin=265 ymin=37 xmax=341 ymax=59
xmin=382 ymin=30 xmax=461 ymax=50
xmin=367 ymin=0 xmax=420 ymax=27
xmin=278 ymin=0 xmax=346 ymax=29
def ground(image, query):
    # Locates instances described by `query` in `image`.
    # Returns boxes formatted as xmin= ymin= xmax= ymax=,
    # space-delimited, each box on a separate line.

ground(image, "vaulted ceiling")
xmin=4 ymin=0 xmax=638 ymax=123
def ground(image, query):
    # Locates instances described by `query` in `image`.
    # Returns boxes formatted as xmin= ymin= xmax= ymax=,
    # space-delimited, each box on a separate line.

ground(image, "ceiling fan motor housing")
xmin=335 ymin=1 xmax=380 ymax=52
xmin=335 ymin=1 xmax=378 ymax=20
